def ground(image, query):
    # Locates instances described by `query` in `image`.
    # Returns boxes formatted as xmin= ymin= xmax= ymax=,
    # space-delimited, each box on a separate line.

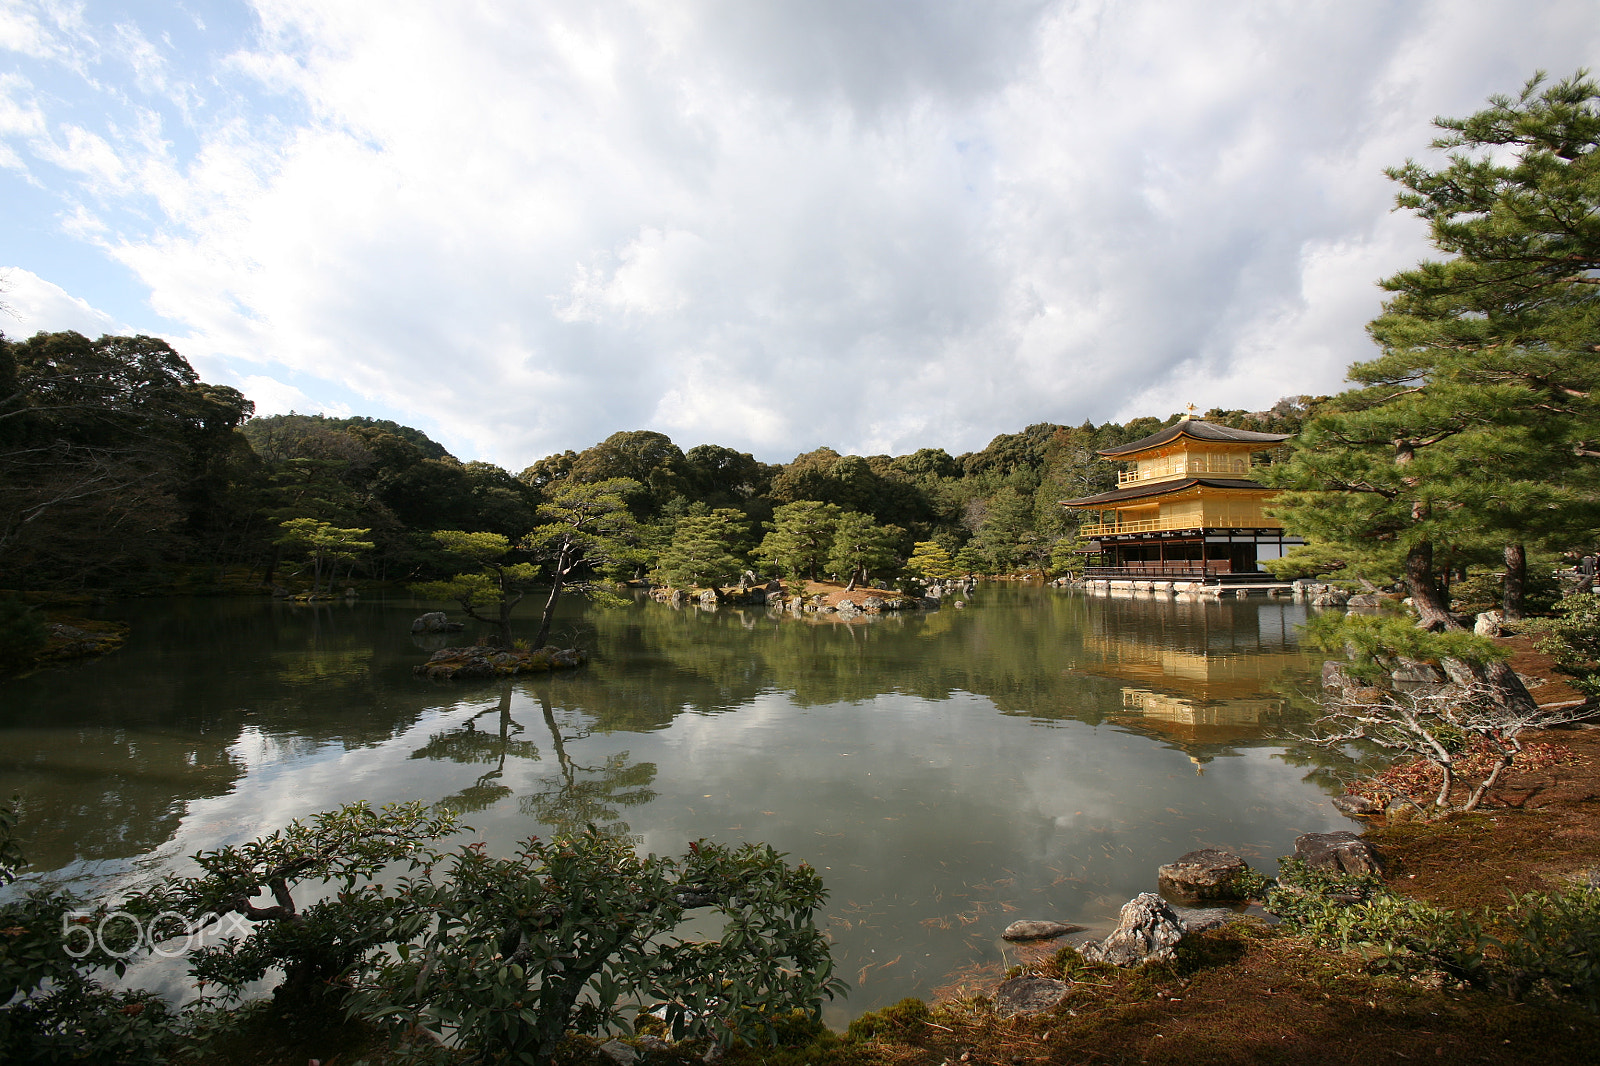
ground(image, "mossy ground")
xmin=846 ymin=922 xmax=1600 ymax=1066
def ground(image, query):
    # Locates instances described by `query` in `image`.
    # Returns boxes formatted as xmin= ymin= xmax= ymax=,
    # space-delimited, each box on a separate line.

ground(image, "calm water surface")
xmin=0 ymin=584 xmax=1348 ymax=1021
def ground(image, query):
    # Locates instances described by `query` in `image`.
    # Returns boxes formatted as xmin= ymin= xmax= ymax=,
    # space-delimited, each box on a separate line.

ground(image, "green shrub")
xmin=1270 ymin=856 xmax=1600 ymax=1006
xmin=351 ymin=831 xmax=846 ymax=1065
xmin=846 ymin=997 xmax=929 ymax=1041
xmin=1532 ymin=593 xmax=1600 ymax=697
xmin=1497 ymin=886 xmax=1600 ymax=1010
xmin=129 ymin=801 xmax=459 ymax=1010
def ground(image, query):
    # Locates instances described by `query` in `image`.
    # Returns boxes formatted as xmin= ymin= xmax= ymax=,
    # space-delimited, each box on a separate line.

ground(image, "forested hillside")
xmin=0 ymin=327 xmax=1317 ymax=596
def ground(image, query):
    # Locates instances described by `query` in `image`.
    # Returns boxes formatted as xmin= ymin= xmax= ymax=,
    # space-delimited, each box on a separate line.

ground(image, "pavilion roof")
xmin=1097 ymin=419 xmax=1291 ymax=457
xmin=1061 ymin=476 xmax=1268 ymax=508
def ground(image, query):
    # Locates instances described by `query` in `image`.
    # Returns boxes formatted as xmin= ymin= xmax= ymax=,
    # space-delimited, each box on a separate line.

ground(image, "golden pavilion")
xmin=1061 ymin=411 xmax=1304 ymax=582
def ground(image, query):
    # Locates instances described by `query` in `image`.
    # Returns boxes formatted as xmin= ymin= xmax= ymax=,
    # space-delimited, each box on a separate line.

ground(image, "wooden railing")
xmin=1084 ymin=563 xmax=1232 ymax=578
xmin=1079 ymin=515 xmax=1282 ymax=537
xmin=1118 ymin=459 xmax=1253 ymax=486
xmin=1079 ymin=515 xmax=1202 ymax=536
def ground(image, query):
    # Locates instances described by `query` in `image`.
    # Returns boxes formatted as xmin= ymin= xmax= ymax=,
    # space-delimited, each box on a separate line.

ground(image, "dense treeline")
xmin=0 ymin=325 xmax=1317 ymax=596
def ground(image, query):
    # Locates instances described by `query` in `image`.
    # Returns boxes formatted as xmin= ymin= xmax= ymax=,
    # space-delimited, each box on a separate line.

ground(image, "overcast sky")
xmin=3 ymin=1 xmax=1597 ymax=469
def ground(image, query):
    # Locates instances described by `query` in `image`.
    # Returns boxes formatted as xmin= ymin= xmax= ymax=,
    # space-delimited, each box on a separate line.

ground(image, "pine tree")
xmin=904 ymin=540 xmax=957 ymax=581
xmin=524 ymin=478 xmax=641 ymax=648
xmin=753 ymin=501 xmax=841 ymax=581
xmin=412 ymin=530 xmax=539 ymax=645
xmin=1361 ymin=69 xmax=1600 ymax=615
xmin=1264 ymin=70 xmax=1600 ymax=711
xmin=653 ymin=509 xmax=749 ymax=594
xmin=826 ymin=511 xmax=902 ymax=590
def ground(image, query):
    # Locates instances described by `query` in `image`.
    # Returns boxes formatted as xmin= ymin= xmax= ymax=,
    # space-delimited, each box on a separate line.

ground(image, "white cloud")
xmin=3 ymin=0 xmax=1599 ymax=466
xmin=237 ymin=374 xmax=349 ymax=418
xmin=1 ymin=266 xmax=117 ymax=335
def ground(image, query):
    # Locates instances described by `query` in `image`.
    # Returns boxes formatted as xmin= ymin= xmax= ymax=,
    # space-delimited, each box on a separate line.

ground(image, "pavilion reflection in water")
xmin=1074 ymin=594 xmax=1316 ymax=771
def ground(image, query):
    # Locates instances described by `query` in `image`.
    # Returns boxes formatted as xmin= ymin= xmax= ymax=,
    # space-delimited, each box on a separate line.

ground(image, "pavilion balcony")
xmin=1078 ymin=515 xmax=1283 ymax=537
xmin=1117 ymin=458 xmax=1256 ymax=486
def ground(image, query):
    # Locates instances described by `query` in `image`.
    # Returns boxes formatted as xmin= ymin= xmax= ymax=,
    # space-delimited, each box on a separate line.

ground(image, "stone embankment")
xmin=649 ymin=576 xmax=967 ymax=615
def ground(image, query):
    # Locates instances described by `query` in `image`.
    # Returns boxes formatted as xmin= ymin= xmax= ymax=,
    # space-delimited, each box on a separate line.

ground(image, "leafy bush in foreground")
xmin=2 ymin=799 xmax=845 ymax=1065
xmin=352 ymin=830 xmax=846 ymax=1065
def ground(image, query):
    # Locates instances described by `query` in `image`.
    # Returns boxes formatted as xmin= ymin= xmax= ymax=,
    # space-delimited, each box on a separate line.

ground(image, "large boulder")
xmin=993 ymin=976 xmax=1070 ymax=1017
xmin=1294 ymin=831 xmax=1383 ymax=876
xmin=1079 ymin=893 xmax=1183 ymax=967
xmin=1391 ymin=657 xmax=1446 ymax=686
xmin=1156 ymin=849 xmax=1251 ymax=903
xmin=411 ymin=612 xmax=463 ymax=634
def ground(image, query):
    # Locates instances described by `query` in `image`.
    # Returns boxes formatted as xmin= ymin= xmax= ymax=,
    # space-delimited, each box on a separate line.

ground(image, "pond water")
xmin=0 ymin=583 xmax=1350 ymax=1022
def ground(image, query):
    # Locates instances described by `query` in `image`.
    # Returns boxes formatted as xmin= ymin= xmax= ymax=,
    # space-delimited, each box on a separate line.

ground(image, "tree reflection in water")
xmin=411 ymin=683 xmax=656 ymax=838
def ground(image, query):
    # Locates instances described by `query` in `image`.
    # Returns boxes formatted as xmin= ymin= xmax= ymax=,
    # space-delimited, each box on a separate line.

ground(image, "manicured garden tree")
xmin=1365 ymin=70 xmax=1600 ymax=617
xmin=350 ymin=830 xmax=846 ymax=1064
xmin=524 ymin=477 xmax=642 ymax=648
xmin=904 ymin=540 xmax=957 ymax=582
xmin=826 ymin=511 xmax=902 ymax=590
xmin=1047 ymin=534 xmax=1090 ymax=578
xmin=953 ymin=544 xmax=987 ymax=579
xmin=276 ymin=518 xmax=374 ymax=593
xmin=411 ymin=530 xmax=540 ymax=645
xmin=1262 ymin=71 xmax=1600 ymax=712
xmin=128 ymin=802 xmax=460 ymax=1010
xmin=753 ymin=501 xmax=841 ymax=582
xmin=653 ymin=508 xmax=750 ymax=596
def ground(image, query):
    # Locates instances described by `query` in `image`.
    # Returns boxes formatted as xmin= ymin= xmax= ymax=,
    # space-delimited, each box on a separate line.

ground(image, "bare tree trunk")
xmin=495 ymin=594 xmax=520 ymax=646
xmin=533 ymin=576 xmax=564 ymax=649
xmin=1432 ymin=761 xmax=1454 ymax=812
xmin=1462 ymin=749 xmax=1515 ymax=812
xmin=1502 ymin=541 xmax=1527 ymax=620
